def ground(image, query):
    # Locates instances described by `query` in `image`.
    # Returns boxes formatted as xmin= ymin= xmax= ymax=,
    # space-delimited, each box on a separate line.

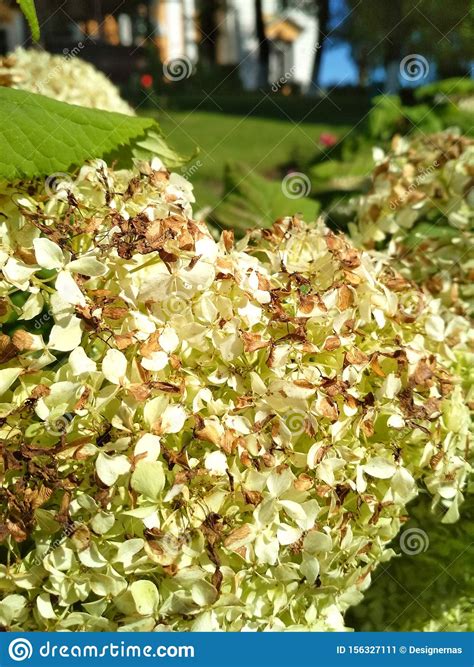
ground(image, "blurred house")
xmin=154 ymin=0 xmax=319 ymax=91
xmin=0 ymin=2 xmax=24 ymax=53
xmin=0 ymin=0 xmax=318 ymax=91
xmin=0 ymin=0 xmax=151 ymax=83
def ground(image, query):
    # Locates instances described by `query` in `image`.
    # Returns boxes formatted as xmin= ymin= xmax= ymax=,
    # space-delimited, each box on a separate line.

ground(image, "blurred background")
xmin=0 ymin=0 xmax=472 ymax=229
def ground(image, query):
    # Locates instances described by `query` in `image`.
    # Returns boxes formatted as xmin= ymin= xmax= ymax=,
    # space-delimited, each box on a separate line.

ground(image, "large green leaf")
xmin=213 ymin=162 xmax=320 ymax=235
xmin=110 ymin=129 xmax=197 ymax=170
xmin=310 ymin=158 xmax=370 ymax=194
xmin=0 ymin=88 xmax=173 ymax=181
xmin=16 ymin=0 xmax=40 ymax=41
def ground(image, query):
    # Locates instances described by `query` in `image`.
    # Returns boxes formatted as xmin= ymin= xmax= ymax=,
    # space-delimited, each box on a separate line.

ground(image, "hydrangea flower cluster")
xmin=0 ymin=48 xmax=134 ymax=115
xmin=0 ymin=161 xmax=470 ymax=631
xmin=350 ymin=131 xmax=473 ymax=317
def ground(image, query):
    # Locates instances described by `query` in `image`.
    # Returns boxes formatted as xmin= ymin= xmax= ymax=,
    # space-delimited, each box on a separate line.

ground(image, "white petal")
xmin=158 ymin=328 xmax=179 ymax=353
xmin=267 ymin=467 xmax=293 ymax=497
xmin=33 ymin=238 xmax=64 ymax=269
xmin=161 ymin=404 xmax=186 ymax=434
xmin=179 ymin=259 xmax=215 ymax=289
xmin=378 ymin=373 xmax=402 ymax=400
xmin=56 ymin=271 xmax=86 ymax=306
xmin=279 ymin=500 xmax=308 ymax=529
xmin=387 ymin=414 xmax=405 ymax=429
xmin=134 ymin=434 xmax=161 ymax=462
xmin=277 ymin=523 xmax=302 ymax=546
xmin=204 ymin=450 xmax=228 ymax=475
xmin=67 ymin=256 xmax=107 ymax=276
xmin=20 ymin=292 xmax=44 ymax=320
xmin=195 ymin=236 xmax=218 ymax=261
xmin=301 ymin=555 xmax=320 ymax=584
xmin=425 ymin=315 xmax=445 ymax=342
xmin=69 ymin=347 xmax=97 ymax=375
xmin=48 ymin=317 xmax=83 ymax=351
xmin=141 ymin=351 xmax=169 ymax=371
xmin=0 ymin=368 xmax=21 ymax=397
xmin=102 ymin=349 xmax=127 ymax=384
xmin=303 ymin=530 xmax=332 ymax=553
xmin=362 ymin=457 xmax=396 ymax=479
xmin=237 ymin=300 xmax=262 ymax=327
xmin=3 ymin=258 xmax=36 ymax=290
xmin=391 ymin=467 xmax=417 ymax=503
xmin=96 ymin=452 xmax=131 ymax=486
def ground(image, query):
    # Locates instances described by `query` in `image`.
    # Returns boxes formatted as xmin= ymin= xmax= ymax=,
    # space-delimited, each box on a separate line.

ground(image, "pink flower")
xmin=140 ymin=73 xmax=154 ymax=89
xmin=319 ymin=132 xmax=338 ymax=147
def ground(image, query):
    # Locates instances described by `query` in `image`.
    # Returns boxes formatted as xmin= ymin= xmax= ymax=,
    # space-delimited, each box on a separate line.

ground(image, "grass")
xmin=141 ymin=92 xmax=369 ymax=211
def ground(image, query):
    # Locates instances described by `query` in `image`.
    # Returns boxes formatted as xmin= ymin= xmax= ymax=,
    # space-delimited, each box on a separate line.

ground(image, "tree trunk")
xmin=312 ymin=0 xmax=329 ymax=88
xmin=255 ymin=0 xmax=269 ymax=87
xmin=383 ymin=1 xmax=403 ymax=94
xmin=198 ymin=0 xmax=219 ymax=67
xmin=358 ymin=58 xmax=369 ymax=88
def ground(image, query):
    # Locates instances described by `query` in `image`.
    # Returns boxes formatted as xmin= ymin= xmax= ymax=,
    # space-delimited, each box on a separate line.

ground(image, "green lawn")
xmin=146 ymin=103 xmax=359 ymax=211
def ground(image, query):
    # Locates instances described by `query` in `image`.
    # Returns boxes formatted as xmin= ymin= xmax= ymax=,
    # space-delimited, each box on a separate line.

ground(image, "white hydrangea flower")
xmin=0 ymin=48 xmax=134 ymax=115
xmin=350 ymin=130 xmax=473 ymax=318
xmin=0 ymin=159 xmax=470 ymax=633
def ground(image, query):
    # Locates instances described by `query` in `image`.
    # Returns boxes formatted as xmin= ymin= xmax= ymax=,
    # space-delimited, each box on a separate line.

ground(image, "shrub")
xmin=414 ymin=78 xmax=474 ymax=104
xmin=367 ymin=95 xmax=443 ymax=142
xmin=0 ymin=48 xmax=134 ymax=115
xmin=349 ymin=130 xmax=474 ymax=317
xmin=0 ymin=161 xmax=470 ymax=631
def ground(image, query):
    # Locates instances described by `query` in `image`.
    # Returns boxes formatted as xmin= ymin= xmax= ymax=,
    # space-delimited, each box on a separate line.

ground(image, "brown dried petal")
xmin=337 ymin=285 xmax=353 ymax=310
xmin=224 ymin=524 xmax=251 ymax=549
xmin=241 ymin=332 xmax=270 ymax=353
xmin=346 ymin=348 xmax=369 ymax=365
xmin=323 ymin=335 xmax=341 ymax=351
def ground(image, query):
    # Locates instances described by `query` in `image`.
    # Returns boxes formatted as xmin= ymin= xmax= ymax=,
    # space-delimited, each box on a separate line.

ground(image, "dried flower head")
xmin=350 ymin=130 xmax=473 ymax=318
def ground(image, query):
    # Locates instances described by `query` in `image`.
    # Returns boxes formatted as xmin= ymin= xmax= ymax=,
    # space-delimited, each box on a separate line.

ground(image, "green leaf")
xmin=0 ymin=88 xmax=157 ymax=181
xmin=16 ymin=0 xmax=40 ymax=41
xmin=213 ymin=162 xmax=320 ymax=235
xmin=405 ymin=221 xmax=459 ymax=246
xmin=131 ymin=129 xmax=197 ymax=169
xmin=106 ymin=127 xmax=194 ymax=170
xmin=310 ymin=158 xmax=371 ymax=194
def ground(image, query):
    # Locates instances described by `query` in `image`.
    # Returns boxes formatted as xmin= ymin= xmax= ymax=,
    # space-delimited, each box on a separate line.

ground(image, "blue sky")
xmin=317 ymin=0 xmax=359 ymax=87
xmin=320 ymin=42 xmax=359 ymax=87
